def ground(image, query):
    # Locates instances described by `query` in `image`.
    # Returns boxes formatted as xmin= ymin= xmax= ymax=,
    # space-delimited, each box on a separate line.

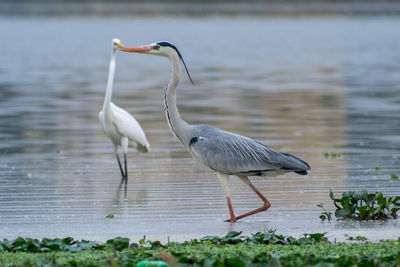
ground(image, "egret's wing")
xmin=189 ymin=126 xmax=309 ymax=175
xmin=99 ymin=111 xmax=104 ymax=130
xmin=110 ymin=103 xmax=150 ymax=152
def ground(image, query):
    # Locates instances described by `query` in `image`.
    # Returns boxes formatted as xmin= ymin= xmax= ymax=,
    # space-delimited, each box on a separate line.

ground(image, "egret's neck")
xmin=102 ymin=49 xmax=116 ymax=114
xmin=164 ymin=53 xmax=191 ymax=146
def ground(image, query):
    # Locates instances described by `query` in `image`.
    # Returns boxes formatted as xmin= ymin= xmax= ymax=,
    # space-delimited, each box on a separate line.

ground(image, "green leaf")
xmin=129 ymin=243 xmax=139 ymax=250
xmin=390 ymin=174 xmax=398 ymax=181
xmin=62 ymin=237 xmax=74 ymax=245
xmin=77 ymin=241 xmax=98 ymax=251
xmin=224 ymin=258 xmax=246 ymax=267
xmin=106 ymin=237 xmax=130 ymax=250
xmin=267 ymin=257 xmax=282 ymax=267
xmin=42 ymin=238 xmax=64 ymax=251
xmin=150 ymin=240 xmax=163 ymax=249
xmin=355 ymin=235 xmax=367 ymax=241
xmin=26 ymin=238 xmax=41 ymax=252
xmin=1 ymin=239 xmax=12 ymax=251
xmin=307 ymin=233 xmax=327 ymax=242
xmin=390 ymin=207 xmax=400 ymax=219
xmin=224 ymin=231 xmax=242 ymax=239
xmin=12 ymin=237 xmax=28 ymax=251
xmin=200 ymin=235 xmax=221 ymax=243
xmin=357 ymin=206 xmax=369 ymax=220
xmin=330 ymin=189 xmax=337 ymax=201
xmin=106 ymin=213 xmax=115 ymax=219
xmin=223 ymin=231 xmax=242 ymax=243
xmin=335 ymin=207 xmax=351 ymax=218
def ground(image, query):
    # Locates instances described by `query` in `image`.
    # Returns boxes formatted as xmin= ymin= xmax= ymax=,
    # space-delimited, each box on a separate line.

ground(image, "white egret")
xmin=99 ymin=38 xmax=150 ymax=182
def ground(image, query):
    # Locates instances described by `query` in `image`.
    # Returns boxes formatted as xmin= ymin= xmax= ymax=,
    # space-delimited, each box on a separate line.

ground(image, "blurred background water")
xmin=0 ymin=1 xmax=399 ymax=242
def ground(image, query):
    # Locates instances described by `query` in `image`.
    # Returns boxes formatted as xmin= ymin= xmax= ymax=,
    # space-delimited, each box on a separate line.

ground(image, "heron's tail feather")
xmin=294 ymin=170 xmax=308 ymax=175
xmin=280 ymin=152 xmax=311 ymax=172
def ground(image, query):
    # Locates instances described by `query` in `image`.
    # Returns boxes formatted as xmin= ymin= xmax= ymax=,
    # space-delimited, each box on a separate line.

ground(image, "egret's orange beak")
xmin=119 ymin=45 xmax=153 ymax=53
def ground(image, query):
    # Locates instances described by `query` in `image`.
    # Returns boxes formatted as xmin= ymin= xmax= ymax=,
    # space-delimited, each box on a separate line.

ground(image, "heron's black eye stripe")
xmin=189 ymin=137 xmax=199 ymax=146
xmin=154 ymin=44 xmax=160 ymax=50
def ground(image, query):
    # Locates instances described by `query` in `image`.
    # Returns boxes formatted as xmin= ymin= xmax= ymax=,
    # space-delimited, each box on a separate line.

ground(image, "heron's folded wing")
xmin=189 ymin=131 xmax=302 ymax=175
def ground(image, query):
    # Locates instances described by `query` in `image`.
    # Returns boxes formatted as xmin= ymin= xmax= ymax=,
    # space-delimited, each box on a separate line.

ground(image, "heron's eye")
xmin=154 ymin=44 xmax=161 ymax=50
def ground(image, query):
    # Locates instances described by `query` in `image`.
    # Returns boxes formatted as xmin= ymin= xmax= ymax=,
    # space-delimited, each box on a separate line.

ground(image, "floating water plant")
xmin=345 ymin=234 xmax=368 ymax=241
xmin=1 ymin=233 xmax=399 ymax=266
xmin=326 ymin=190 xmax=400 ymax=220
xmin=390 ymin=174 xmax=399 ymax=181
xmin=317 ymin=203 xmax=333 ymax=221
xmin=106 ymin=213 xmax=115 ymax=219
xmin=324 ymin=152 xmax=342 ymax=159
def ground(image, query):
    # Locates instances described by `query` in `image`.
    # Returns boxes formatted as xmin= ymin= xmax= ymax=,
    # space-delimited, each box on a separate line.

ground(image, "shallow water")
xmin=0 ymin=15 xmax=400 ymax=242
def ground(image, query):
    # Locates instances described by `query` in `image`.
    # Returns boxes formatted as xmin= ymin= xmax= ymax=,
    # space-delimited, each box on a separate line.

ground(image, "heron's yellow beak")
xmin=113 ymin=41 xmax=125 ymax=49
xmin=119 ymin=45 xmax=153 ymax=53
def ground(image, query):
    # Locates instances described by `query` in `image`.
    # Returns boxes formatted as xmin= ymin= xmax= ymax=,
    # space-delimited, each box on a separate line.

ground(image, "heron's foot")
xmin=235 ymin=202 xmax=271 ymax=221
xmin=224 ymin=217 xmax=237 ymax=223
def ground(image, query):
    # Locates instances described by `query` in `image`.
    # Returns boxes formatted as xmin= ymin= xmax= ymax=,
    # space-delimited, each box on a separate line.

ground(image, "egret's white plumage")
xmin=100 ymin=38 xmax=149 ymax=181
xmin=120 ymin=41 xmax=309 ymax=222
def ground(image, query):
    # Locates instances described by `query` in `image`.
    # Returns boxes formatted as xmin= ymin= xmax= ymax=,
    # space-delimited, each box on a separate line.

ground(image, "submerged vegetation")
xmin=319 ymin=190 xmax=400 ymax=221
xmin=0 ymin=231 xmax=400 ymax=266
xmin=323 ymin=152 xmax=342 ymax=159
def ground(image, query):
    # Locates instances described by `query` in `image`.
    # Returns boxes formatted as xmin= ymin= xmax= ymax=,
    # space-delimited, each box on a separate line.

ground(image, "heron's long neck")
xmin=164 ymin=54 xmax=191 ymax=146
xmin=102 ymin=50 xmax=116 ymax=115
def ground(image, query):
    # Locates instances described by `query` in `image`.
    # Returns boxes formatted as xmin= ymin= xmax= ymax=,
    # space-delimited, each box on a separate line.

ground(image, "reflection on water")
xmin=0 ymin=15 xmax=399 ymax=241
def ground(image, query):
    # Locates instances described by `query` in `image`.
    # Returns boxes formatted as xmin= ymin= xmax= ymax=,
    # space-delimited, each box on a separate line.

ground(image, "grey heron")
xmin=120 ymin=41 xmax=310 ymax=222
xmin=99 ymin=38 xmax=150 ymax=183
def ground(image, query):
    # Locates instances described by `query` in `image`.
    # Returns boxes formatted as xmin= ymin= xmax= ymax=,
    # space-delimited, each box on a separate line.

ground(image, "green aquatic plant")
xmin=390 ymin=174 xmax=399 ymax=181
xmin=329 ymin=190 xmax=400 ymax=220
xmin=375 ymin=165 xmax=382 ymax=171
xmin=0 ymin=237 xmax=104 ymax=253
xmin=317 ymin=202 xmax=333 ymax=221
xmin=200 ymin=230 xmax=328 ymax=245
xmin=105 ymin=213 xmax=115 ymax=219
xmin=324 ymin=152 xmax=342 ymax=159
xmin=345 ymin=234 xmax=368 ymax=241
xmin=0 ymin=233 xmax=399 ymax=267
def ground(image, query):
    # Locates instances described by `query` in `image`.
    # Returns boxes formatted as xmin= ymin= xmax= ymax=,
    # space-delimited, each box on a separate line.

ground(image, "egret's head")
xmin=112 ymin=38 xmax=124 ymax=50
xmin=119 ymin=41 xmax=193 ymax=84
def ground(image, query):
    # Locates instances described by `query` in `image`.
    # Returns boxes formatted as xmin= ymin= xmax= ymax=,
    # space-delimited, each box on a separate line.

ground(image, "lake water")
xmin=0 ymin=13 xmax=400 ymax=242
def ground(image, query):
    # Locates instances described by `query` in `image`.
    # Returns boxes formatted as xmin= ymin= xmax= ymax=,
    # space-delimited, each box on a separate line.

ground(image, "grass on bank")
xmin=0 ymin=231 xmax=399 ymax=266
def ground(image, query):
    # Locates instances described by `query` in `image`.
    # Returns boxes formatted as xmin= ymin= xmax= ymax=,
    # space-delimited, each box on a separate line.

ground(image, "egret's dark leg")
xmin=225 ymin=176 xmax=270 ymax=222
xmin=124 ymin=153 xmax=128 ymax=182
xmin=115 ymin=154 xmax=125 ymax=179
xmin=124 ymin=180 xmax=127 ymax=198
xmin=121 ymin=137 xmax=129 ymax=183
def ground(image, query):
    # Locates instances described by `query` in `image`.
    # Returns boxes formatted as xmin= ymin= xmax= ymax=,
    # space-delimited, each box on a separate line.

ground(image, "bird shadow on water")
xmin=117 ymin=177 xmax=128 ymax=199
xmin=107 ymin=178 xmax=128 ymax=216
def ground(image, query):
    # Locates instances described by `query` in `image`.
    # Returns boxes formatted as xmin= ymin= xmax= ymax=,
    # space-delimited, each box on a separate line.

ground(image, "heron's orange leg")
xmin=225 ymin=196 xmax=237 ymax=223
xmin=217 ymin=173 xmax=237 ymax=223
xmin=224 ymin=176 xmax=271 ymax=222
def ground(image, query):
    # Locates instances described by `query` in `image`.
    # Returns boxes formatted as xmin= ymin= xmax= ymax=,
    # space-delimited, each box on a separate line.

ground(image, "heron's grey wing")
xmin=188 ymin=128 xmax=309 ymax=176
